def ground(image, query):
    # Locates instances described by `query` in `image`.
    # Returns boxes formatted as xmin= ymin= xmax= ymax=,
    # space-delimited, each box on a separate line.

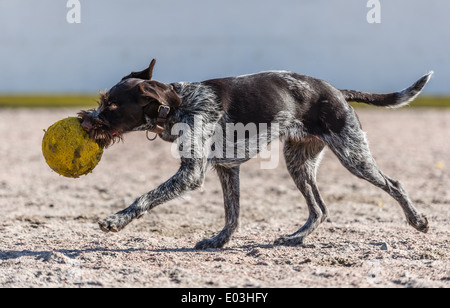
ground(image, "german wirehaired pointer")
xmin=79 ymin=59 xmax=432 ymax=249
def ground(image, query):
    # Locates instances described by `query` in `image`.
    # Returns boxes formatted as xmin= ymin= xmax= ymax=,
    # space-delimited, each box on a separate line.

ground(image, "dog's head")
xmin=78 ymin=59 xmax=181 ymax=148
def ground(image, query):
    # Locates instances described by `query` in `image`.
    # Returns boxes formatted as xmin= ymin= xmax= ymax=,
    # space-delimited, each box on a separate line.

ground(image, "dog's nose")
xmin=81 ymin=120 xmax=93 ymax=133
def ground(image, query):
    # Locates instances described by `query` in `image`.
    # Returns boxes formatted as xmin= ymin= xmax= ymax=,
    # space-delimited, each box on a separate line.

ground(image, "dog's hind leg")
xmin=195 ymin=165 xmax=240 ymax=249
xmin=323 ymin=108 xmax=429 ymax=233
xmin=274 ymin=138 xmax=328 ymax=246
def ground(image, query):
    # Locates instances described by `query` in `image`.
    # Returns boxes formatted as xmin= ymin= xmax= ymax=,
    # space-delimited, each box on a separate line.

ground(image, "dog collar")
xmin=146 ymin=104 xmax=171 ymax=140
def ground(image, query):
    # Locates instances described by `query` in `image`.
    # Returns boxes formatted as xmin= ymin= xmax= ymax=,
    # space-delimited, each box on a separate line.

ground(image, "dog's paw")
xmin=98 ymin=214 xmax=130 ymax=233
xmin=274 ymin=235 xmax=304 ymax=246
xmin=194 ymin=238 xmax=227 ymax=250
xmin=408 ymin=214 xmax=429 ymax=233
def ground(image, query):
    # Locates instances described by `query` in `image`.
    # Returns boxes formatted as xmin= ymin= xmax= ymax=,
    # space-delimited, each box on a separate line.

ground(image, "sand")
xmin=0 ymin=107 xmax=448 ymax=288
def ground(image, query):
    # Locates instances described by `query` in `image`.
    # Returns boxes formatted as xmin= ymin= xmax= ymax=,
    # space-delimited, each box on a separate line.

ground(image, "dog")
xmin=79 ymin=59 xmax=432 ymax=249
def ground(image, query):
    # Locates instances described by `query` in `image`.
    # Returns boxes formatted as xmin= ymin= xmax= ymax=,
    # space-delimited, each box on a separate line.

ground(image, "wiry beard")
xmin=77 ymin=109 xmax=124 ymax=149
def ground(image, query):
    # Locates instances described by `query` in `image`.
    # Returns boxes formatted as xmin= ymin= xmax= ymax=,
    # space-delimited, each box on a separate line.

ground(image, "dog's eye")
xmin=108 ymin=103 xmax=118 ymax=110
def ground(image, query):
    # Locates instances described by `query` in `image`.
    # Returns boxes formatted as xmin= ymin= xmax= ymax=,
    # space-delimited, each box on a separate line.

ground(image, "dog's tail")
xmin=340 ymin=71 xmax=433 ymax=108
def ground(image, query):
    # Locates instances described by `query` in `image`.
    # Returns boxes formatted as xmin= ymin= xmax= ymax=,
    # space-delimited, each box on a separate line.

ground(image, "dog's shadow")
xmin=0 ymin=243 xmax=279 ymax=262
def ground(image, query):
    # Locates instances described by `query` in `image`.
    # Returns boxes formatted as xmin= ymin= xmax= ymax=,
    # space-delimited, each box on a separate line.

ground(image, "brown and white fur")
xmin=79 ymin=59 xmax=432 ymax=249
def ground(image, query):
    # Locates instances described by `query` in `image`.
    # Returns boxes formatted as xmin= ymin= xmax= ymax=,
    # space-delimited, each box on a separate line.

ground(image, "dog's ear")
xmin=138 ymin=80 xmax=182 ymax=108
xmin=121 ymin=59 xmax=156 ymax=81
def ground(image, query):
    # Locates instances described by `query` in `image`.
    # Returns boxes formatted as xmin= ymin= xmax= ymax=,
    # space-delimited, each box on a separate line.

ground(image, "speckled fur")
xmin=88 ymin=62 xmax=432 ymax=249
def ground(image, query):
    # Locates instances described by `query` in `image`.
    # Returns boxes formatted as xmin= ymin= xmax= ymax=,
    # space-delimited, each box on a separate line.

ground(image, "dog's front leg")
xmin=195 ymin=165 xmax=240 ymax=249
xmin=98 ymin=158 xmax=207 ymax=233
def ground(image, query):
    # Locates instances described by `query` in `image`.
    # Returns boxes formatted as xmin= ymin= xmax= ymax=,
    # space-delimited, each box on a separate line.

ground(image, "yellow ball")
xmin=42 ymin=117 xmax=103 ymax=178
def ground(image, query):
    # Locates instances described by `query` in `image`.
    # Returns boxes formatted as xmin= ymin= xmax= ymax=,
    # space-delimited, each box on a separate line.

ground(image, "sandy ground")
xmin=0 ymin=107 xmax=449 ymax=288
